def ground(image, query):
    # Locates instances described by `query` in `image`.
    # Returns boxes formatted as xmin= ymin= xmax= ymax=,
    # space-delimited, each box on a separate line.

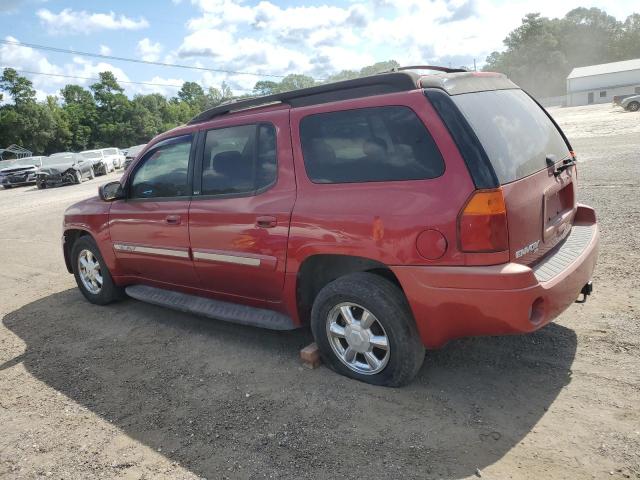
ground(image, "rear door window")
xmin=299 ymin=106 xmax=444 ymax=183
xmin=452 ymin=89 xmax=570 ymax=184
xmin=200 ymin=123 xmax=277 ymax=196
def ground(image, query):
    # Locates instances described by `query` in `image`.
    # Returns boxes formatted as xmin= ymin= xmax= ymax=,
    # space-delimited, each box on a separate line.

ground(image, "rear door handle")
xmin=165 ymin=215 xmax=181 ymax=225
xmin=256 ymin=215 xmax=277 ymax=228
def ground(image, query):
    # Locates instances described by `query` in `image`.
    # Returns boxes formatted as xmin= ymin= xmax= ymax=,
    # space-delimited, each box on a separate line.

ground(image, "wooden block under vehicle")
xmin=300 ymin=343 xmax=322 ymax=369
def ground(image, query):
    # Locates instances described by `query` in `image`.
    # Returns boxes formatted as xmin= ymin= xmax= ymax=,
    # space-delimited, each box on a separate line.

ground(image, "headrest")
xmin=213 ymin=151 xmax=250 ymax=177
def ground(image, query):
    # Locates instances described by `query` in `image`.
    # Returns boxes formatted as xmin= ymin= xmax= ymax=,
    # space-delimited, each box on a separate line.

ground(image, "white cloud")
xmin=134 ymin=76 xmax=185 ymax=96
xmin=0 ymin=35 xmax=183 ymax=100
xmin=99 ymin=45 xmax=111 ymax=56
xmin=177 ymin=0 xmax=379 ymax=81
xmin=137 ymin=38 xmax=163 ymax=62
xmin=36 ymin=8 xmax=149 ymax=35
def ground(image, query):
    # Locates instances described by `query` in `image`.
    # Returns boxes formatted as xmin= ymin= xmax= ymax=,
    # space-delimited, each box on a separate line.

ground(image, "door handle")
xmin=256 ymin=215 xmax=277 ymax=228
xmin=165 ymin=215 xmax=181 ymax=225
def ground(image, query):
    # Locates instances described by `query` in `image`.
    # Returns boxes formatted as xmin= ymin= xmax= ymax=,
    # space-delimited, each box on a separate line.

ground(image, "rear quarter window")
xmin=299 ymin=106 xmax=444 ymax=184
xmin=452 ymin=89 xmax=570 ymax=184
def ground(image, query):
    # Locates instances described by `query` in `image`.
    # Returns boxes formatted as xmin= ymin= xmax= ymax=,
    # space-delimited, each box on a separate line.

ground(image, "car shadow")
xmin=2 ymin=289 xmax=577 ymax=479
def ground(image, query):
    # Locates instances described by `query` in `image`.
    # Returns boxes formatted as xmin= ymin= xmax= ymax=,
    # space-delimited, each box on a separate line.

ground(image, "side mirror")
xmin=99 ymin=181 xmax=124 ymax=202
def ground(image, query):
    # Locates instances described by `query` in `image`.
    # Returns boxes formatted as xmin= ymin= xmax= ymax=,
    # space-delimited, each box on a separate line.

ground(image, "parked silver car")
xmin=122 ymin=144 xmax=146 ymax=170
xmin=0 ymin=156 xmax=45 ymax=188
xmin=621 ymin=94 xmax=640 ymax=112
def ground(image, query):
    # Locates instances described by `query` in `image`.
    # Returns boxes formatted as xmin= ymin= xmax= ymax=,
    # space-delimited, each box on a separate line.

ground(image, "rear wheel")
xmin=310 ymin=272 xmax=425 ymax=387
xmin=627 ymin=101 xmax=640 ymax=112
xmin=36 ymin=180 xmax=45 ymax=189
xmin=2 ymin=185 xmax=12 ymax=189
xmin=72 ymin=236 xmax=125 ymax=305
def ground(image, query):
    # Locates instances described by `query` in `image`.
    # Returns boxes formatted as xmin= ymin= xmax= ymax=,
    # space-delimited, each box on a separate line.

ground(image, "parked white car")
xmin=101 ymin=148 xmax=125 ymax=170
xmin=80 ymin=150 xmax=109 ymax=176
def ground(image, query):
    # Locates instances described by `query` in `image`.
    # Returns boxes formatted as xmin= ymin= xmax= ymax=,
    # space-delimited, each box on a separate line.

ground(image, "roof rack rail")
xmin=387 ymin=65 xmax=469 ymax=74
xmin=188 ymin=71 xmax=421 ymax=125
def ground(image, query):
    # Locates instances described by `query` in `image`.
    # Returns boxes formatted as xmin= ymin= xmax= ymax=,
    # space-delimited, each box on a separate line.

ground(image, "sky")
xmin=0 ymin=0 xmax=638 ymax=101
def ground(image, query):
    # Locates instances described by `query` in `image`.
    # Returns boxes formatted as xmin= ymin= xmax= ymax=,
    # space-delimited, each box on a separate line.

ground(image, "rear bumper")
xmin=392 ymin=205 xmax=599 ymax=348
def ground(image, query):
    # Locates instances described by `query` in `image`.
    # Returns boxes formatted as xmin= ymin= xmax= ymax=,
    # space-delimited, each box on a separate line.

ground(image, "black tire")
xmin=310 ymin=272 xmax=425 ymax=387
xmin=627 ymin=101 xmax=640 ymax=112
xmin=2 ymin=185 xmax=12 ymax=189
xmin=36 ymin=180 xmax=45 ymax=189
xmin=71 ymin=235 xmax=125 ymax=305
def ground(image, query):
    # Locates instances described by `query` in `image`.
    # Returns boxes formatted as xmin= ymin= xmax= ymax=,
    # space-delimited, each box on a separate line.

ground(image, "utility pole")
xmin=473 ymin=58 xmax=477 ymax=71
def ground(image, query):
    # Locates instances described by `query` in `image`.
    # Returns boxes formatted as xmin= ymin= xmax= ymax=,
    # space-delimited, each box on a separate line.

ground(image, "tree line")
xmin=1 ymin=6 xmax=637 ymax=154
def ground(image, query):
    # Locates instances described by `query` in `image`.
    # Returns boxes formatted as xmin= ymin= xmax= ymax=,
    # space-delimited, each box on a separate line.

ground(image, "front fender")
xmin=64 ymin=197 xmax=115 ymax=272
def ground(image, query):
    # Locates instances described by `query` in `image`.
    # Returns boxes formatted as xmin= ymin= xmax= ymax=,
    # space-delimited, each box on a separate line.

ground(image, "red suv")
xmin=63 ymin=67 xmax=599 ymax=386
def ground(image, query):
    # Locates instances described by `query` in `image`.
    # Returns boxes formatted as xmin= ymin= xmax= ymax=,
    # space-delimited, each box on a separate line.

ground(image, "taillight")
xmin=570 ymin=150 xmax=578 ymax=179
xmin=458 ymin=188 xmax=509 ymax=252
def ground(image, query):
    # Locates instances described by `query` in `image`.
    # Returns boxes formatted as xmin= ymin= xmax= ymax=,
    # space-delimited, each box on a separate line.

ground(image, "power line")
xmin=0 ymin=66 xmax=255 ymax=93
xmin=0 ymin=39 xmax=290 ymax=79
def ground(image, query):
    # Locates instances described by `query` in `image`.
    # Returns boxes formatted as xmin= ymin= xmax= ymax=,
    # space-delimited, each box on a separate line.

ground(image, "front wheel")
xmin=311 ymin=272 xmax=425 ymax=387
xmin=627 ymin=101 xmax=640 ymax=112
xmin=71 ymin=236 xmax=125 ymax=305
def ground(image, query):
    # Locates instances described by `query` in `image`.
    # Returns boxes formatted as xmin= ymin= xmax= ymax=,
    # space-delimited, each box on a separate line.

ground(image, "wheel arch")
xmin=295 ymin=253 xmax=405 ymax=325
xmin=62 ymin=228 xmax=92 ymax=273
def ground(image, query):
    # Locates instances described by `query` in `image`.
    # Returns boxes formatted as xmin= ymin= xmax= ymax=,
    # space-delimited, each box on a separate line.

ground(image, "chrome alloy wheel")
xmin=78 ymin=249 xmax=103 ymax=294
xmin=326 ymin=302 xmax=390 ymax=375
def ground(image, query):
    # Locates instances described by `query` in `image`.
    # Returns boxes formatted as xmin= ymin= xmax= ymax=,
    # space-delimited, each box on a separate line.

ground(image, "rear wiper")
xmin=546 ymin=155 xmax=576 ymax=177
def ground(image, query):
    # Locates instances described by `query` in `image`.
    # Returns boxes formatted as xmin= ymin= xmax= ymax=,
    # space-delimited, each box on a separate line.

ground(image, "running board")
xmin=125 ymin=285 xmax=298 ymax=330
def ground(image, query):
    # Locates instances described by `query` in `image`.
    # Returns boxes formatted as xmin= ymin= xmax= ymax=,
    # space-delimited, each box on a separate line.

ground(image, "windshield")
xmin=81 ymin=151 xmax=102 ymax=159
xmin=43 ymin=154 xmax=74 ymax=165
xmin=452 ymin=89 xmax=570 ymax=184
xmin=0 ymin=160 xmax=18 ymax=169
xmin=11 ymin=156 xmax=43 ymax=167
xmin=104 ymin=148 xmax=118 ymax=155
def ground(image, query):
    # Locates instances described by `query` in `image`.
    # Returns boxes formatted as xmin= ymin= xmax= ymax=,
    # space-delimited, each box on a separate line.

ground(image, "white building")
xmin=567 ymin=58 xmax=640 ymax=106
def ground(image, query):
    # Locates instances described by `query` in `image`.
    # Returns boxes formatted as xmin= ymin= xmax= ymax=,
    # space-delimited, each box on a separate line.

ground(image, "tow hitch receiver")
xmin=576 ymin=281 xmax=593 ymax=303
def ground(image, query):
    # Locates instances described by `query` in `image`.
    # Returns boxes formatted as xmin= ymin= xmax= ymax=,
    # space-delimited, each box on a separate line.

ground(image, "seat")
xmin=202 ymin=151 xmax=254 ymax=194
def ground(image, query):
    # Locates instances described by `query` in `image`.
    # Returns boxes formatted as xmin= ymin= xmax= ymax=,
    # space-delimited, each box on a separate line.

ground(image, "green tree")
xmin=252 ymin=80 xmax=280 ymax=95
xmin=45 ymin=95 xmax=72 ymax=153
xmin=60 ymin=84 xmax=97 ymax=151
xmin=90 ymin=72 xmax=134 ymax=147
xmin=177 ymin=81 xmax=206 ymax=113
xmin=0 ymin=68 xmax=36 ymax=105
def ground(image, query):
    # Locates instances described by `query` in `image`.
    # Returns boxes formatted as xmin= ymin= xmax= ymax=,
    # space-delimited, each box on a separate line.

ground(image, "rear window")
xmin=452 ymin=89 xmax=570 ymax=184
xmin=300 ymin=106 xmax=444 ymax=184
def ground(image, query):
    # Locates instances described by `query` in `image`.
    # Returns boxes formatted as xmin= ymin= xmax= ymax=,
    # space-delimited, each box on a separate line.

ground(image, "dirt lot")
xmin=1 ymin=103 xmax=639 ymax=480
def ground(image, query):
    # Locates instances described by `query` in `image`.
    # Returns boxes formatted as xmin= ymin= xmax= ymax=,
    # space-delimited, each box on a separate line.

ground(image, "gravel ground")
xmin=0 ymin=105 xmax=639 ymax=480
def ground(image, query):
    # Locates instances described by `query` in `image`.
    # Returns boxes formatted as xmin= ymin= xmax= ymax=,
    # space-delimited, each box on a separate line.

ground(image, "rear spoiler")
xmin=420 ymin=72 xmax=519 ymax=96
